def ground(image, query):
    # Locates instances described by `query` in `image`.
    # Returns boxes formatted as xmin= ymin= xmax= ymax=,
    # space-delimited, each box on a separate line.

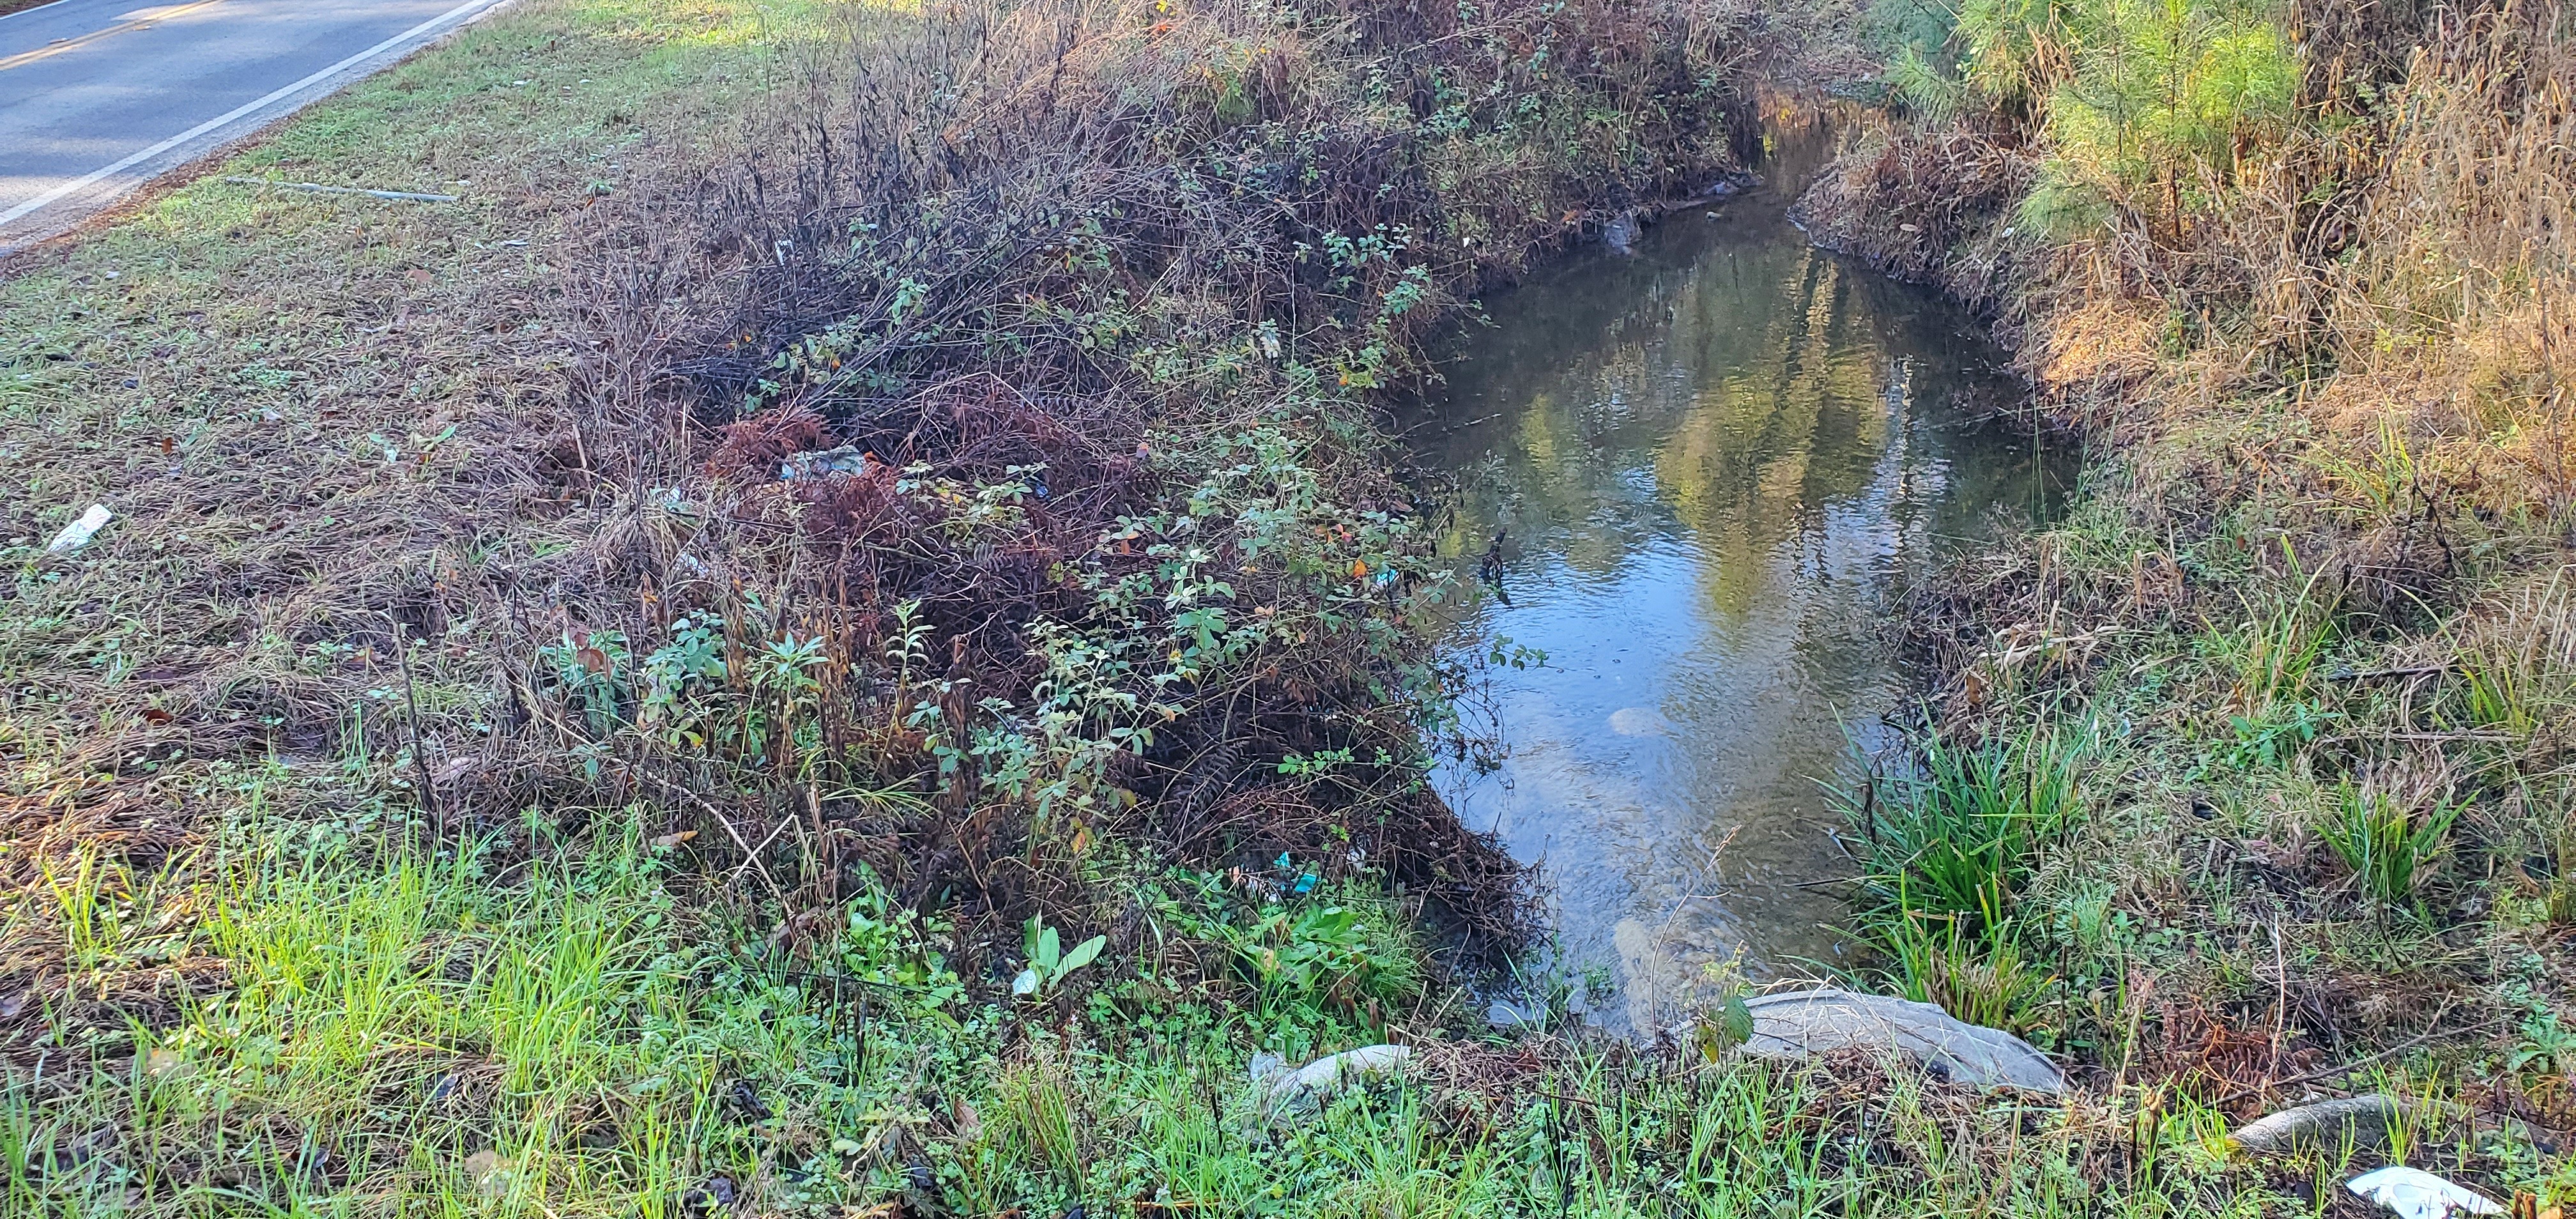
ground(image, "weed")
xmin=1013 ymin=916 xmax=1108 ymax=1000
xmin=1844 ymin=723 xmax=2089 ymax=935
xmin=2512 ymin=1010 xmax=2576 ymax=1081
xmin=1879 ymin=912 xmax=2056 ymax=1033
xmin=2218 ymin=698 xmax=2335 ymax=772
xmin=2319 ymin=782 xmax=2459 ymax=912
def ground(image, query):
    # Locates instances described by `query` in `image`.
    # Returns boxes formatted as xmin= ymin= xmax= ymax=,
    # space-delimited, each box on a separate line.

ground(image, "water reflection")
xmin=1412 ymin=162 xmax=2069 ymax=1034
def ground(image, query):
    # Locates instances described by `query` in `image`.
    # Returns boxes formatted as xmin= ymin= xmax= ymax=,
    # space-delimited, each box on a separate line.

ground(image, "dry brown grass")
xmin=1790 ymin=0 xmax=2576 ymax=1135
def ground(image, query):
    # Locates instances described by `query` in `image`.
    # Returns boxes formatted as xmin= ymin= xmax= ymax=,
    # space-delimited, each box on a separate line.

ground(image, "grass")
xmin=3 ymin=793 xmax=941 ymax=1214
xmin=1850 ymin=724 xmax=2089 ymax=929
xmin=1836 ymin=724 xmax=2090 ymax=1036
xmin=13 ymin=760 xmax=2446 ymax=1217
xmin=4 ymin=794 xmax=2457 ymax=1216
xmin=1798 ymin=0 xmax=2576 ymax=1179
xmin=1 ymin=0 xmax=836 ymax=797
xmin=2319 ymin=783 xmax=2461 ymax=913
xmin=3 ymin=0 xmax=2572 ymax=1213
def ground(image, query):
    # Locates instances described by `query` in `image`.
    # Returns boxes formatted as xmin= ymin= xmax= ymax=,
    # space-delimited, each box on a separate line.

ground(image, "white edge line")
xmin=0 ymin=0 xmax=77 ymax=28
xmin=0 ymin=0 xmax=510 ymax=227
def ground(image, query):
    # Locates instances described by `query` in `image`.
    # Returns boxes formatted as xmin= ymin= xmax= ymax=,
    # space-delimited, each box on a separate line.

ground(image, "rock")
xmin=1690 ymin=172 xmax=1759 ymax=202
xmin=1735 ymin=988 xmax=2064 ymax=1092
xmin=2345 ymin=1165 xmax=2503 ymax=1219
xmin=462 ymin=1149 xmax=513 ymax=1197
xmin=1607 ymin=707 xmax=1672 ymax=736
xmin=680 ymin=1173 xmax=737 ymax=1214
xmin=1256 ymin=1044 xmax=1412 ymax=1119
xmin=1602 ymin=211 xmax=1641 ymax=254
xmin=1486 ymin=999 xmax=1544 ymax=1031
xmin=2232 ymin=1095 xmax=2423 ymax=1156
xmin=2228 ymin=1094 xmax=2549 ymax=1158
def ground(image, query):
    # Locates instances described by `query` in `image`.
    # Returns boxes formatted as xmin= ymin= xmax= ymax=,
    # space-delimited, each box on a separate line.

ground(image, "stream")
xmin=1412 ymin=141 xmax=2073 ymax=1034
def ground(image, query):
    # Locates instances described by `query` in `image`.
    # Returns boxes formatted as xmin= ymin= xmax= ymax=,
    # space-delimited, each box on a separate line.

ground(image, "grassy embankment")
xmin=3 ymin=0 xmax=2567 ymax=1215
xmin=1795 ymin=0 xmax=2576 ymax=1189
xmin=0 ymin=0 xmax=2066 ymax=1214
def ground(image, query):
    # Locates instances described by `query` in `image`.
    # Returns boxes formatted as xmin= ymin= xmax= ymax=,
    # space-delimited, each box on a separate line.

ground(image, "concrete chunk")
xmin=1738 ymin=987 xmax=2065 ymax=1092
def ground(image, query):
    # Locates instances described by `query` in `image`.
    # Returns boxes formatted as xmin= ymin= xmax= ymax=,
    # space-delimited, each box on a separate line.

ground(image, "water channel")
xmin=1411 ymin=140 xmax=2073 ymax=1034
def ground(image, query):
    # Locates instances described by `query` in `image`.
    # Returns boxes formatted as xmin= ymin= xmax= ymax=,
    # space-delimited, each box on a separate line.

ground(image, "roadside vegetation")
xmin=3 ymin=0 xmax=2568 ymax=1216
xmin=1803 ymin=0 xmax=2575 ymax=1189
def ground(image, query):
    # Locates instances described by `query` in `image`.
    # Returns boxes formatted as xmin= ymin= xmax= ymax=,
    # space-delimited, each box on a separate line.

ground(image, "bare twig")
xmin=2212 ymin=1009 xmax=2500 ymax=1108
xmin=390 ymin=615 xmax=440 ymax=836
xmin=638 ymin=770 xmax=788 ymax=907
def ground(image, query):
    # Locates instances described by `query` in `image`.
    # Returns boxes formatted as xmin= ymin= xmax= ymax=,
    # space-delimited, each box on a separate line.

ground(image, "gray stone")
xmin=1602 ymin=212 xmax=1641 ymax=254
xmin=2231 ymin=1094 xmax=2421 ymax=1156
xmin=1736 ymin=988 xmax=2065 ymax=1093
xmin=2228 ymin=1094 xmax=2552 ymax=1158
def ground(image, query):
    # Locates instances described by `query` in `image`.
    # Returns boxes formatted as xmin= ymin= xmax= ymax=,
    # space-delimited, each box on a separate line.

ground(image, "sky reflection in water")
xmin=1411 ymin=163 xmax=2072 ymax=1033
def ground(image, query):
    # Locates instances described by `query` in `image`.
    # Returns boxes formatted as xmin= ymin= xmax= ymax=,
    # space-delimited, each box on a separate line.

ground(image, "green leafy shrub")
xmin=1898 ymin=0 xmax=2301 ymax=238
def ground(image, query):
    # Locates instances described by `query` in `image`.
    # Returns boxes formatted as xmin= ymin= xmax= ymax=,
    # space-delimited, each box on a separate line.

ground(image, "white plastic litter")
xmin=45 ymin=503 xmax=112 ymax=554
xmin=1255 ymin=1045 xmax=1411 ymax=1121
xmin=780 ymin=446 xmax=871 ymax=480
xmin=2345 ymin=1166 xmax=2504 ymax=1219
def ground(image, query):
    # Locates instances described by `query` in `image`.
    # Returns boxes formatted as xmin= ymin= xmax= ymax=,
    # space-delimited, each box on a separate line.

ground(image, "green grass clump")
xmin=1858 ymin=726 xmax=2088 ymax=929
xmin=3 ymin=809 xmax=967 ymax=1215
xmin=1836 ymin=725 xmax=2089 ymax=1033
xmin=2319 ymin=783 xmax=2460 ymax=913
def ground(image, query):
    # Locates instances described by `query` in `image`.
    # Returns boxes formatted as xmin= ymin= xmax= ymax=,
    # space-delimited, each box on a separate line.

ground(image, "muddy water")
xmin=1413 ymin=152 xmax=2070 ymax=1034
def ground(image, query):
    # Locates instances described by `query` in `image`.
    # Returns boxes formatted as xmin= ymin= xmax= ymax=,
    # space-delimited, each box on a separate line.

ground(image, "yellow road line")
xmin=0 ymin=0 xmax=227 ymax=72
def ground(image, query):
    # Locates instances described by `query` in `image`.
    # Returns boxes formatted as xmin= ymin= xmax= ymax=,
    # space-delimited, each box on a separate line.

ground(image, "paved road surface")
xmin=0 ymin=0 xmax=513 ymax=253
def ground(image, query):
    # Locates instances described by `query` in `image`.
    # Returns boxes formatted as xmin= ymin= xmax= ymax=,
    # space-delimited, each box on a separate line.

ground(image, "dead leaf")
xmin=650 ymin=830 xmax=698 ymax=851
xmin=406 ymin=268 xmax=434 ymax=285
xmin=140 ymin=707 xmax=173 ymax=726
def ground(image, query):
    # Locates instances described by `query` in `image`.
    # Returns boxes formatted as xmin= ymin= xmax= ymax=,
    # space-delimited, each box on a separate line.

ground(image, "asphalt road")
xmin=0 ymin=0 xmax=513 ymax=253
